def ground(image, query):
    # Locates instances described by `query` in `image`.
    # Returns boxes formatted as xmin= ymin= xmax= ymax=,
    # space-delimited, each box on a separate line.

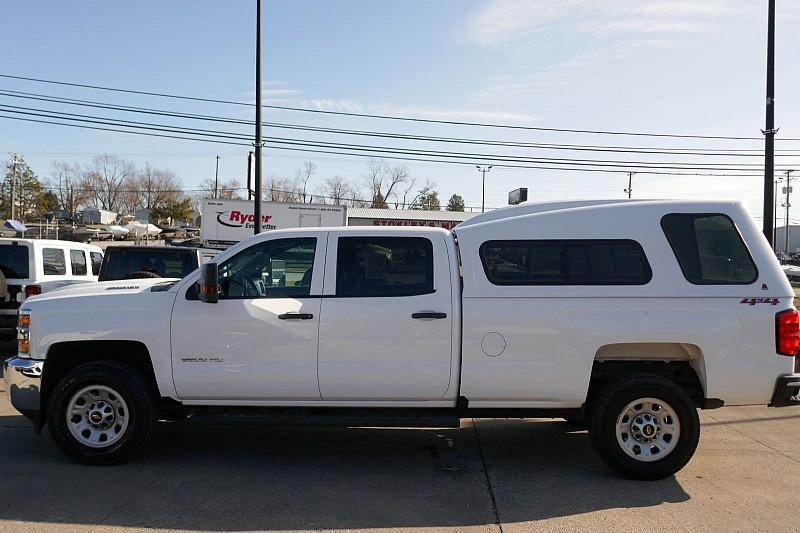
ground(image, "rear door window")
xmin=336 ymin=237 xmax=434 ymax=297
xmin=661 ymin=214 xmax=757 ymax=284
xmin=70 ymin=250 xmax=88 ymax=276
xmin=43 ymin=248 xmax=67 ymax=275
xmin=0 ymin=245 xmax=29 ymax=278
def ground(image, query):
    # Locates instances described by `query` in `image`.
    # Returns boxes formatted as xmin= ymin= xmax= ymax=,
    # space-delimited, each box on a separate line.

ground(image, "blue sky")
xmin=3 ymin=1 xmax=800 ymax=217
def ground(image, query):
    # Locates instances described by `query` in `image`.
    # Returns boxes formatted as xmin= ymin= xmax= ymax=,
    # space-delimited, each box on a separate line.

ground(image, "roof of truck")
xmin=456 ymin=199 xmax=744 ymax=228
xmin=0 ymin=238 xmax=102 ymax=251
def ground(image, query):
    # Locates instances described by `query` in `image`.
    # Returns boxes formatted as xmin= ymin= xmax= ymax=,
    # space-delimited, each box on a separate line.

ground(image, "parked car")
xmin=0 ymin=239 xmax=102 ymax=337
xmin=97 ymin=245 xmax=218 ymax=281
xmin=5 ymin=200 xmax=800 ymax=479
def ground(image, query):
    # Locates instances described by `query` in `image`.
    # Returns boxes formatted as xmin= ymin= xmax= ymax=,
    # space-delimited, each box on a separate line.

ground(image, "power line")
xmin=0 ymin=115 xmax=772 ymax=178
xmin=0 ymin=113 xmax=776 ymax=178
xmin=4 ymin=73 xmax=799 ymax=141
xmin=7 ymin=88 xmax=800 ymax=156
xmin=5 ymin=103 xmax=796 ymax=173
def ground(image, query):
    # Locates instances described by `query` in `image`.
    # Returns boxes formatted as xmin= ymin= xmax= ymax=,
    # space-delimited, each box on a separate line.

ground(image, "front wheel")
xmin=588 ymin=375 xmax=700 ymax=480
xmin=47 ymin=361 xmax=156 ymax=465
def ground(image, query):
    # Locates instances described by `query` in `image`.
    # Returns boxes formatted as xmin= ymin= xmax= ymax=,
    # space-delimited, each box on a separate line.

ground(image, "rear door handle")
xmin=412 ymin=312 xmax=447 ymax=320
xmin=278 ymin=312 xmax=314 ymax=320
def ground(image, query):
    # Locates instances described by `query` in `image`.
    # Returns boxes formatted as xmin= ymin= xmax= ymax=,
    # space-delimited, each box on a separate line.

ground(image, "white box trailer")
xmin=200 ymin=199 xmax=347 ymax=247
xmin=82 ymin=208 xmax=117 ymax=225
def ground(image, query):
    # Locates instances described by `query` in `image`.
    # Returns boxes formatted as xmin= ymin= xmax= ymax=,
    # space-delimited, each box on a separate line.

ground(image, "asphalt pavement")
xmin=1 ymin=364 xmax=799 ymax=532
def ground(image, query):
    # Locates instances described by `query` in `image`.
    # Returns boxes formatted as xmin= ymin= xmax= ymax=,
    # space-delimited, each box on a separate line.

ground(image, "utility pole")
xmin=10 ymin=154 xmax=18 ymax=221
xmin=624 ymin=172 xmax=634 ymax=199
xmin=253 ymin=0 xmax=264 ymax=235
xmin=214 ymin=155 xmax=220 ymax=199
xmin=774 ymin=175 xmax=783 ymax=250
xmin=783 ymin=170 xmax=794 ymax=256
xmin=762 ymin=0 xmax=777 ymax=245
xmin=476 ymin=165 xmax=492 ymax=213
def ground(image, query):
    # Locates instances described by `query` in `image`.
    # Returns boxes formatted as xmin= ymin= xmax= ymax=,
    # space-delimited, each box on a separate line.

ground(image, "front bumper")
xmin=3 ymin=357 xmax=43 ymax=427
xmin=770 ymin=374 xmax=800 ymax=407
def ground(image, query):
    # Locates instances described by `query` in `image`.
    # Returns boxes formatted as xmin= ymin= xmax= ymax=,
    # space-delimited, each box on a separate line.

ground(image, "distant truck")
xmin=98 ymin=246 xmax=218 ymax=281
xmin=0 ymin=239 xmax=102 ymax=337
xmin=200 ymin=199 xmax=346 ymax=248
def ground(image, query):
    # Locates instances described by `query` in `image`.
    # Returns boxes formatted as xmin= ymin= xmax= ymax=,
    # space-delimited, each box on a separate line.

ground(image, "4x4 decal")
xmin=740 ymin=297 xmax=780 ymax=306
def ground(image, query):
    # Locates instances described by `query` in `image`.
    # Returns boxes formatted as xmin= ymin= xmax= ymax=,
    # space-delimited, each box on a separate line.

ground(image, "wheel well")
xmin=586 ymin=360 xmax=706 ymax=410
xmin=41 ymin=341 xmax=159 ymax=425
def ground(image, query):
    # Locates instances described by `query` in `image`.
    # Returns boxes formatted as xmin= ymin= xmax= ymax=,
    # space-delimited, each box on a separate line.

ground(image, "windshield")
xmin=102 ymin=249 xmax=196 ymax=280
xmin=0 ymin=244 xmax=30 ymax=279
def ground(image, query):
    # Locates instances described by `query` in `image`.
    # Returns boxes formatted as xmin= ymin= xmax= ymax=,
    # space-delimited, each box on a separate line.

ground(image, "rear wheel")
xmin=47 ymin=361 xmax=156 ymax=465
xmin=588 ymin=375 xmax=700 ymax=480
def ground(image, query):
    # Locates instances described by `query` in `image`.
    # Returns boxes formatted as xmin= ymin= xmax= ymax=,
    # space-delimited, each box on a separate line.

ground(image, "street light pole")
xmin=784 ymin=170 xmax=794 ymax=256
xmin=476 ymin=165 xmax=492 ymax=213
xmin=774 ymin=176 xmax=783 ymax=250
xmin=624 ymin=172 xmax=634 ymax=199
xmin=214 ymin=155 xmax=220 ymax=199
xmin=10 ymin=154 xmax=18 ymax=221
xmin=253 ymin=0 xmax=264 ymax=235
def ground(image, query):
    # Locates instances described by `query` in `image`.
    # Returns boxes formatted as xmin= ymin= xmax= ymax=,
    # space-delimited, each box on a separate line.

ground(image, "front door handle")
xmin=412 ymin=312 xmax=447 ymax=320
xmin=278 ymin=312 xmax=314 ymax=320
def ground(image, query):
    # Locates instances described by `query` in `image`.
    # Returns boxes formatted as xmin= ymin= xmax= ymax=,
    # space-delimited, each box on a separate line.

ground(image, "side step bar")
xmin=183 ymin=406 xmax=462 ymax=428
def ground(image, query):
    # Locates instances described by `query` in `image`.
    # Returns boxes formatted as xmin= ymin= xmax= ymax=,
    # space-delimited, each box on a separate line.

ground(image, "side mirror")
xmin=198 ymin=262 xmax=219 ymax=304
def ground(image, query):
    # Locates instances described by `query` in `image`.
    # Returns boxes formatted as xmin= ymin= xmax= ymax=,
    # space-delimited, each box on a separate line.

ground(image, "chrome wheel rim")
xmin=66 ymin=385 xmax=130 ymax=449
xmin=615 ymin=397 xmax=680 ymax=462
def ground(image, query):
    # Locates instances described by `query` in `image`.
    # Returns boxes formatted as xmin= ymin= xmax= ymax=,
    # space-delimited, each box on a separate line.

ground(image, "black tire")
xmin=588 ymin=374 xmax=700 ymax=480
xmin=47 ymin=361 xmax=156 ymax=465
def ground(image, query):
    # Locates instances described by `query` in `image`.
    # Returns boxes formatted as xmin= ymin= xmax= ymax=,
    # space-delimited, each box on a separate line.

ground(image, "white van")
xmin=0 ymin=239 xmax=103 ymax=336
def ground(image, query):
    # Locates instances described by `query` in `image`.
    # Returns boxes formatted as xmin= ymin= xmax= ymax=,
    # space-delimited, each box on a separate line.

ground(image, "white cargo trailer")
xmin=200 ymin=198 xmax=346 ymax=247
xmin=82 ymin=208 xmax=117 ymax=225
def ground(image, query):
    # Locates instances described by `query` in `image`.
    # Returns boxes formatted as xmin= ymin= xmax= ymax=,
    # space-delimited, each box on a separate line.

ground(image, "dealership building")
xmin=346 ymin=208 xmax=476 ymax=230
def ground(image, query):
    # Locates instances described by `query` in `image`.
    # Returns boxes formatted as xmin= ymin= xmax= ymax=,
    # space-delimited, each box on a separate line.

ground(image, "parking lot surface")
xmin=1 ymin=366 xmax=799 ymax=533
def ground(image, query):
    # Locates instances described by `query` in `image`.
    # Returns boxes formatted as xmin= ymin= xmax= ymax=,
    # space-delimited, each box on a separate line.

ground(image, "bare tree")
xmin=318 ymin=175 xmax=352 ymax=205
xmin=295 ymin=161 xmax=317 ymax=203
xmin=266 ymin=176 xmax=300 ymax=203
xmin=198 ymin=177 xmax=243 ymax=200
xmin=397 ymin=177 xmax=417 ymax=209
xmin=50 ymin=161 xmax=87 ymax=221
xmin=365 ymin=159 xmax=409 ymax=208
xmin=79 ymin=155 xmax=135 ymax=212
xmin=131 ymin=163 xmax=182 ymax=211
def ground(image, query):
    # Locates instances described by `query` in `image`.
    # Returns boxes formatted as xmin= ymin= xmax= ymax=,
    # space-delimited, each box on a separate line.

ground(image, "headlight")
xmin=17 ymin=311 xmax=30 ymax=357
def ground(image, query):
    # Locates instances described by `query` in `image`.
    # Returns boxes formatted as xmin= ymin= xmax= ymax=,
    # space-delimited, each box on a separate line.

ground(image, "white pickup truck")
xmin=5 ymin=200 xmax=800 ymax=479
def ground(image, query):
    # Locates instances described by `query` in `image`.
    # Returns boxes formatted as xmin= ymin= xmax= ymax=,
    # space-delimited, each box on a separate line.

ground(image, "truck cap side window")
xmin=661 ymin=213 xmax=757 ymax=285
xmin=218 ymin=237 xmax=316 ymax=299
xmin=480 ymin=239 xmax=651 ymax=286
xmin=336 ymin=236 xmax=434 ymax=297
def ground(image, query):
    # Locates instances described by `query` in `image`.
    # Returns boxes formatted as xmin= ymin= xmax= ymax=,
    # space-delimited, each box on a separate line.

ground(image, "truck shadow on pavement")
xmin=0 ymin=414 xmax=689 ymax=530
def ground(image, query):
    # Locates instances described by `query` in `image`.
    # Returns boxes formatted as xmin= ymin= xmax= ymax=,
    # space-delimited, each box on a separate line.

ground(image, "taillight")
xmin=17 ymin=311 xmax=30 ymax=357
xmin=24 ymin=285 xmax=41 ymax=297
xmin=776 ymin=309 xmax=800 ymax=356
